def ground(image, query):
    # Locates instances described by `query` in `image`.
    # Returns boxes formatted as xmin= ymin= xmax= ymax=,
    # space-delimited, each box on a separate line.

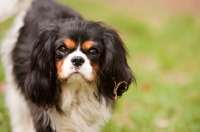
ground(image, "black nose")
xmin=71 ymin=56 xmax=85 ymax=67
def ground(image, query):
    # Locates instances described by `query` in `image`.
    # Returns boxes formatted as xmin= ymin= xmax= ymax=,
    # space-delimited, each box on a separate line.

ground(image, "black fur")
xmin=11 ymin=0 xmax=135 ymax=131
xmin=100 ymin=27 xmax=135 ymax=99
xmin=25 ymin=23 xmax=60 ymax=108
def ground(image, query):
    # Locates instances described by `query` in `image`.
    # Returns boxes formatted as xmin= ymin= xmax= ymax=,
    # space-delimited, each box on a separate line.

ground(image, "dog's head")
xmin=25 ymin=19 xmax=135 ymax=108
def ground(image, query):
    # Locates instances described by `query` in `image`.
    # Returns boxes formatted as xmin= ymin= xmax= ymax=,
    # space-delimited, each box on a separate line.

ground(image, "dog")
xmin=1 ymin=0 xmax=135 ymax=131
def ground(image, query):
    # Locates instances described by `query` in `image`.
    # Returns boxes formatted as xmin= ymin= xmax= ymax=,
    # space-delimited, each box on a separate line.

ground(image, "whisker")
xmin=91 ymin=70 xmax=101 ymax=100
xmin=57 ymin=76 xmax=64 ymax=83
xmin=92 ymin=67 xmax=106 ymax=80
xmin=90 ymin=67 xmax=106 ymax=103
xmin=92 ymin=70 xmax=100 ymax=82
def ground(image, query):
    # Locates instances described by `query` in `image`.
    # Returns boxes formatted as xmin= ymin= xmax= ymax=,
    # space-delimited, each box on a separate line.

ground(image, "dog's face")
xmin=55 ymin=39 xmax=103 ymax=82
xmin=25 ymin=20 xmax=134 ymax=107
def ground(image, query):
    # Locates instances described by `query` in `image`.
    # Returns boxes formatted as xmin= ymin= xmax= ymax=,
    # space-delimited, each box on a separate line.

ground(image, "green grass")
xmin=1 ymin=0 xmax=200 ymax=131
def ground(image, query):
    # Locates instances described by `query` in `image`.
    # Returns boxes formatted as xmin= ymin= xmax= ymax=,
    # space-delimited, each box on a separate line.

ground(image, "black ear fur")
xmin=25 ymin=24 xmax=60 ymax=108
xmin=99 ymin=28 xmax=135 ymax=100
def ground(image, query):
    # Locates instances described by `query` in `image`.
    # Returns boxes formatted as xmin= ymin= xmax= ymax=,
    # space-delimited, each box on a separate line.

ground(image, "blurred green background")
xmin=0 ymin=0 xmax=200 ymax=131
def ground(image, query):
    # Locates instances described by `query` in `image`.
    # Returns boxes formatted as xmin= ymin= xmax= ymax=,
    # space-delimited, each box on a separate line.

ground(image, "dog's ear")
xmin=25 ymin=24 xmax=59 ymax=108
xmin=99 ymin=28 xmax=135 ymax=100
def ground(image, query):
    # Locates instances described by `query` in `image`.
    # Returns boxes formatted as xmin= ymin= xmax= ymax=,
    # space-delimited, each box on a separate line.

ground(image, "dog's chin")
xmin=66 ymin=72 xmax=88 ymax=84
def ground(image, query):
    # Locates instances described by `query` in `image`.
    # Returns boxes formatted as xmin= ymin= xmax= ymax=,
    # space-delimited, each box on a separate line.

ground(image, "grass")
xmin=0 ymin=0 xmax=200 ymax=131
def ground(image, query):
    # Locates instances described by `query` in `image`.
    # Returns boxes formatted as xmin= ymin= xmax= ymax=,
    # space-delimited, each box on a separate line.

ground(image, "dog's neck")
xmin=47 ymin=75 xmax=112 ymax=132
xmin=60 ymin=75 xmax=98 ymax=111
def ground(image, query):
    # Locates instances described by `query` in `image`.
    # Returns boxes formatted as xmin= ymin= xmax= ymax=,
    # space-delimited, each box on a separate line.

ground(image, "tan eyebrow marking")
xmin=63 ymin=39 xmax=76 ymax=49
xmin=82 ymin=41 xmax=94 ymax=50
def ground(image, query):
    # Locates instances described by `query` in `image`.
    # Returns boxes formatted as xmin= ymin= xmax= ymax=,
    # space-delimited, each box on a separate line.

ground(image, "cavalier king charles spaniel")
xmin=1 ymin=0 xmax=135 ymax=131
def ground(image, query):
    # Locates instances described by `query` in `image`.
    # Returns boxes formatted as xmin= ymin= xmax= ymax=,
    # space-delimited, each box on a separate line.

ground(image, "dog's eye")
xmin=88 ymin=48 xmax=99 ymax=55
xmin=58 ymin=46 xmax=67 ymax=53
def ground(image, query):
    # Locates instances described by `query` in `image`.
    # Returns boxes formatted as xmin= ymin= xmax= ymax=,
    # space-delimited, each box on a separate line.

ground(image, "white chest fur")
xmin=48 ymin=76 xmax=112 ymax=132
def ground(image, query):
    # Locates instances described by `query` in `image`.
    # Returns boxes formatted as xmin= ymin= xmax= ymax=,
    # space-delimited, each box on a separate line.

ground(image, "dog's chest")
xmin=48 ymin=82 xmax=112 ymax=132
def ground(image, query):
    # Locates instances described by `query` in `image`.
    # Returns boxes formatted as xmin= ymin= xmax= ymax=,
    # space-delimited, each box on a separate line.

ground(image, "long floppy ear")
xmin=99 ymin=28 xmax=135 ymax=100
xmin=25 ymin=24 xmax=59 ymax=108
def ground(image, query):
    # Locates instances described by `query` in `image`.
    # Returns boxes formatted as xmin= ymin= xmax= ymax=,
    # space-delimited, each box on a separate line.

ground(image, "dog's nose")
xmin=71 ymin=56 xmax=85 ymax=67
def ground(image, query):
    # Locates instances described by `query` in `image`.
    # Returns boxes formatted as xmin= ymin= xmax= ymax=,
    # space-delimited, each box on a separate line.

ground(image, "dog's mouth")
xmin=70 ymin=72 xmax=83 ymax=78
xmin=57 ymin=64 xmax=94 ymax=83
xmin=66 ymin=71 xmax=87 ymax=83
